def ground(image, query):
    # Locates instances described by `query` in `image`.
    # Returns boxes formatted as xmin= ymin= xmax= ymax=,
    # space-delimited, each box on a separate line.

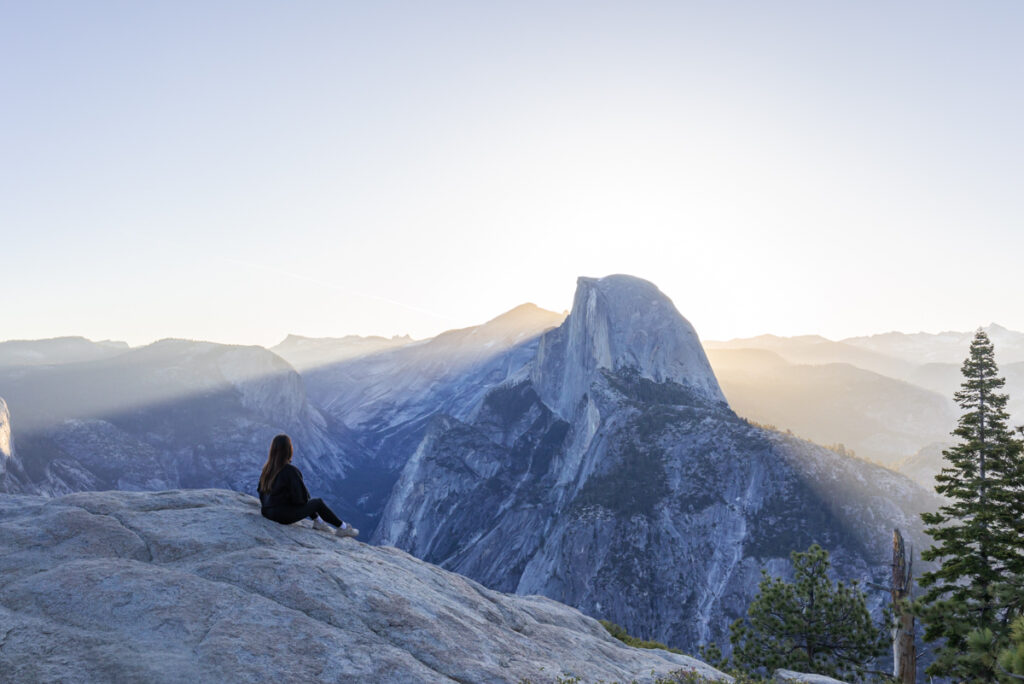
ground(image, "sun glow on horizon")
xmin=4 ymin=2 xmax=1023 ymax=347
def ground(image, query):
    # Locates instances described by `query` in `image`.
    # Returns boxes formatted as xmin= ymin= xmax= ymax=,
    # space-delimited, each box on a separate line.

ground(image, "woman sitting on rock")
xmin=257 ymin=434 xmax=358 ymax=538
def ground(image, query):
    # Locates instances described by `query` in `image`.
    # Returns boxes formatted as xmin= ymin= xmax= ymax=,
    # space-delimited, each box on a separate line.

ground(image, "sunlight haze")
xmin=4 ymin=2 xmax=1023 ymax=347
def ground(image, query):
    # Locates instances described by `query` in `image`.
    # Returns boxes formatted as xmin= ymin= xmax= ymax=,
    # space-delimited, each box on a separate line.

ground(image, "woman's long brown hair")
xmin=258 ymin=434 xmax=293 ymax=493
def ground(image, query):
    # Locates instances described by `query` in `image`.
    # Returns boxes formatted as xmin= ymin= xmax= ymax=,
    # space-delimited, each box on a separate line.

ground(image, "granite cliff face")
xmin=0 ymin=489 xmax=730 ymax=683
xmin=374 ymin=275 xmax=939 ymax=652
xmin=532 ymin=275 xmax=725 ymax=419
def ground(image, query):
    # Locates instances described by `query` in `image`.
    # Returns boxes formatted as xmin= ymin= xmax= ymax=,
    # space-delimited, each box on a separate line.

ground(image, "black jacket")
xmin=259 ymin=464 xmax=310 ymax=509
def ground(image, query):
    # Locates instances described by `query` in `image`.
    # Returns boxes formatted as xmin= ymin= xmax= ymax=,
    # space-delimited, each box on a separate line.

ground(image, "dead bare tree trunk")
xmin=892 ymin=528 xmax=916 ymax=683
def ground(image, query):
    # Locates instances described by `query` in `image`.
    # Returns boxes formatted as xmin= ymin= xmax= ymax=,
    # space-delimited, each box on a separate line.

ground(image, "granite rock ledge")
xmin=0 ymin=488 xmax=730 ymax=683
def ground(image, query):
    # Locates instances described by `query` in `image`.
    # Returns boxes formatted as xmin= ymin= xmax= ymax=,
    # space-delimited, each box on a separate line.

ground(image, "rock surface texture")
xmin=0 ymin=489 xmax=730 ymax=684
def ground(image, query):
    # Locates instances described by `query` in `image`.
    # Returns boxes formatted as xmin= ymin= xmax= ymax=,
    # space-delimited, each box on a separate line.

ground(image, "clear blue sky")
xmin=3 ymin=1 xmax=1023 ymax=347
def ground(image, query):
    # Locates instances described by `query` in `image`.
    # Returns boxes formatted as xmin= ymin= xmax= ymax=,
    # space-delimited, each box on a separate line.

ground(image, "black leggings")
xmin=261 ymin=498 xmax=343 ymax=527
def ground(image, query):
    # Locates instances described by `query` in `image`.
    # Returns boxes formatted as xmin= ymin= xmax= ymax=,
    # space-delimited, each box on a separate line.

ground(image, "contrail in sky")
xmin=223 ymin=258 xmax=458 ymax=323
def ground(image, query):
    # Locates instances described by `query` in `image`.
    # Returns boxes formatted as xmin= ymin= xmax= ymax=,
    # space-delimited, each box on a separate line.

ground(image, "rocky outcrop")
xmin=532 ymin=275 xmax=725 ymax=419
xmin=0 ymin=489 xmax=729 ymax=683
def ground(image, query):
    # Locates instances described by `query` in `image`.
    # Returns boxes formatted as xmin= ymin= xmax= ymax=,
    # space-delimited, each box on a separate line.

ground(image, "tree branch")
xmin=999 ymin=665 xmax=1024 ymax=682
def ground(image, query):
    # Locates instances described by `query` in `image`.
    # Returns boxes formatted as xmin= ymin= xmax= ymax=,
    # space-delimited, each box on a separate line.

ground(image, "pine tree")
xmin=917 ymin=329 xmax=1024 ymax=682
xmin=729 ymin=544 xmax=887 ymax=681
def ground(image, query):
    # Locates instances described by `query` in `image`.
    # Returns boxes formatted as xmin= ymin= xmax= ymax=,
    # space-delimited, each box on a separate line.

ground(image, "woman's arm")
xmin=287 ymin=466 xmax=310 ymax=506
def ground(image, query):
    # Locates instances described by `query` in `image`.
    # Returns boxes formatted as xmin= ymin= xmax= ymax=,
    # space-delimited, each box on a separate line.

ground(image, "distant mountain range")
xmin=6 ymin=315 xmax=1015 ymax=493
xmin=1 ymin=277 xmax=976 ymax=657
xmin=272 ymin=333 xmax=413 ymax=372
xmin=704 ymin=323 xmax=1024 ymax=486
xmin=844 ymin=324 xmax=1024 ymax=365
xmin=0 ymin=340 xmax=356 ymax=508
xmin=0 ymin=336 xmax=128 ymax=368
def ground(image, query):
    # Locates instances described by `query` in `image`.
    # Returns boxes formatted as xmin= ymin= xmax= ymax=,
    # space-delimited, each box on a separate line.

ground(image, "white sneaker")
xmin=336 ymin=524 xmax=359 ymax=538
xmin=311 ymin=519 xmax=334 ymax=533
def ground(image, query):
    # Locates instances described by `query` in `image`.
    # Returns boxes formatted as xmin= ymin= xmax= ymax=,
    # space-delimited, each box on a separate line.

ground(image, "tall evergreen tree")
xmin=917 ymin=329 xmax=1024 ymax=681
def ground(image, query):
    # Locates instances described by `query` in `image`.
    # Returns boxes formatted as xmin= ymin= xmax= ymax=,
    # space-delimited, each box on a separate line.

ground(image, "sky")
xmin=3 ymin=1 xmax=1023 ymax=348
